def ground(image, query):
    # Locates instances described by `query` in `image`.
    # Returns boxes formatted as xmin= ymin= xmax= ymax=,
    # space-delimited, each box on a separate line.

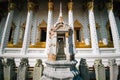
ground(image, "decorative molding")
xmin=27 ymin=1 xmax=36 ymax=11
xmin=38 ymin=20 xmax=47 ymax=29
xmin=68 ymin=1 xmax=73 ymax=11
xmin=8 ymin=3 xmax=16 ymax=11
xmin=74 ymin=19 xmax=83 ymax=29
xmin=75 ymin=42 xmax=91 ymax=48
xmin=106 ymin=2 xmax=113 ymax=10
xmin=48 ymin=1 xmax=54 ymax=11
xmin=87 ymin=1 xmax=94 ymax=10
xmin=29 ymin=42 xmax=46 ymax=48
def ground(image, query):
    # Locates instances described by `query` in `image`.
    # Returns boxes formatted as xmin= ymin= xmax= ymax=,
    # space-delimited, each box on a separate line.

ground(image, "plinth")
xmin=41 ymin=60 xmax=82 ymax=80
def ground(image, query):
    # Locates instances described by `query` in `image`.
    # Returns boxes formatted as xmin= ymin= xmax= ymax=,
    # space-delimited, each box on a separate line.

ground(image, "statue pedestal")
xmin=41 ymin=60 xmax=82 ymax=80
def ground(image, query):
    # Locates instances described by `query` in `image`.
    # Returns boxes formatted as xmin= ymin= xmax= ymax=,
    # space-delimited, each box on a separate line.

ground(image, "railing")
xmin=0 ymin=58 xmax=119 ymax=80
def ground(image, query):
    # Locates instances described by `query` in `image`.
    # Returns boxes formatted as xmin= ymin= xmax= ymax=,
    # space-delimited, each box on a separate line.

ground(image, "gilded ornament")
xmin=8 ymin=3 xmax=16 ymax=11
xmin=28 ymin=2 xmax=36 ymax=11
xmin=106 ymin=2 xmax=113 ymax=10
xmin=87 ymin=1 xmax=94 ymax=10
xmin=48 ymin=1 xmax=54 ymax=11
xmin=68 ymin=1 xmax=73 ymax=11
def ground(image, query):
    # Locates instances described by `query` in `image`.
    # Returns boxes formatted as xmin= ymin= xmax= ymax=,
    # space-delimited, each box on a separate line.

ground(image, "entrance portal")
xmin=56 ymin=33 xmax=66 ymax=60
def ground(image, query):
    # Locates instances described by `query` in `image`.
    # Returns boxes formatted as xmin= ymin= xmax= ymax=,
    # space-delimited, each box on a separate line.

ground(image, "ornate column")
xmin=106 ymin=1 xmax=120 ymax=53
xmin=46 ymin=1 xmax=54 ymax=54
xmin=0 ymin=1 xmax=16 ymax=54
xmin=68 ymin=0 xmax=76 ymax=57
xmin=87 ymin=1 xmax=100 ymax=54
xmin=21 ymin=1 xmax=35 ymax=54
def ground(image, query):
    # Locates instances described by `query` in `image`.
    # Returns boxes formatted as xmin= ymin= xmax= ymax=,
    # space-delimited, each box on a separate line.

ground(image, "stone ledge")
xmin=45 ymin=60 xmax=77 ymax=67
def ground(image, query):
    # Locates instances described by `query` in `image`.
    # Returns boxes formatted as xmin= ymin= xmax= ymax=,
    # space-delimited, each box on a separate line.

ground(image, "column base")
xmin=41 ymin=60 xmax=82 ymax=80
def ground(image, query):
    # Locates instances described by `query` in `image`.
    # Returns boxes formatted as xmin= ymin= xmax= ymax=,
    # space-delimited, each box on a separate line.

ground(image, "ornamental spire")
xmin=57 ymin=1 xmax=63 ymax=23
xmin=59 ymin=1 xmax=62 ymax=17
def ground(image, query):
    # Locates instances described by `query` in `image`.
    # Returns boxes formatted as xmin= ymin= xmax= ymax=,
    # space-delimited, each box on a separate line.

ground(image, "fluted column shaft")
xmin=87 ymin=1 xmax=100 ymax=54
xmin=46 ymin=1 xmax=54 ymax=54
xmin=21 ymin=1 xmax=35 ymax=54
xmin=106 ymin=1 xmax=120 ymax=53
xmin=0 ymin=2 xmax=16 ymax=54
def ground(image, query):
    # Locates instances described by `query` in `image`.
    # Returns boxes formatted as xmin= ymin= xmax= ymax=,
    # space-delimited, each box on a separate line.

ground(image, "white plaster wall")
xmin=18 ymin=10 xmax=27 ymax=41
xmin=94 ymin=8 xmax=108 ymax=44
xmin=73 ymin=2 xmax=90 ymax=45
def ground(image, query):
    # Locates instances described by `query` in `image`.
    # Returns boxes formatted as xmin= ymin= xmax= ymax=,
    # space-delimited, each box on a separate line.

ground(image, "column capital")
xmin=27 ymin=1 xmax=36 ymax=11
xmin=48 ymin=1 xmax=54 ymax=11
xmin=87 ymin=1 xmax=94 ymax=10
xmin=8 ymin=2 xmax=16 ymax=11
xmin=106 ymin=2 xmax=113 ymax=10
xmin=68 ymin=1 xmax=73 ymax=11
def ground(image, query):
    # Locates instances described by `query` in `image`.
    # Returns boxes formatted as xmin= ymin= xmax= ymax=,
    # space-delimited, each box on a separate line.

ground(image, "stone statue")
xmin=94 ymin=59 xmax=106 ymax=80
xmin=3 ymin=58 xmax=16 ymax=80
xmin=19 ymin=58 xmax=29 ymax=68
xmin=79 ymin=58 xmax=90 ymax=80
xmin=17 ymin=58 xmax=29 ymax=80
xmin=33 ymin=59 xmax=44 ymax=80
xmin=108 ymin=59 xmax=118 ymax=80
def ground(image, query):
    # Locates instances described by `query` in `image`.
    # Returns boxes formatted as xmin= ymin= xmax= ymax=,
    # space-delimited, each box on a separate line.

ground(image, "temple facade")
xmin=0 ymin=0 xmax=120 ymax=66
